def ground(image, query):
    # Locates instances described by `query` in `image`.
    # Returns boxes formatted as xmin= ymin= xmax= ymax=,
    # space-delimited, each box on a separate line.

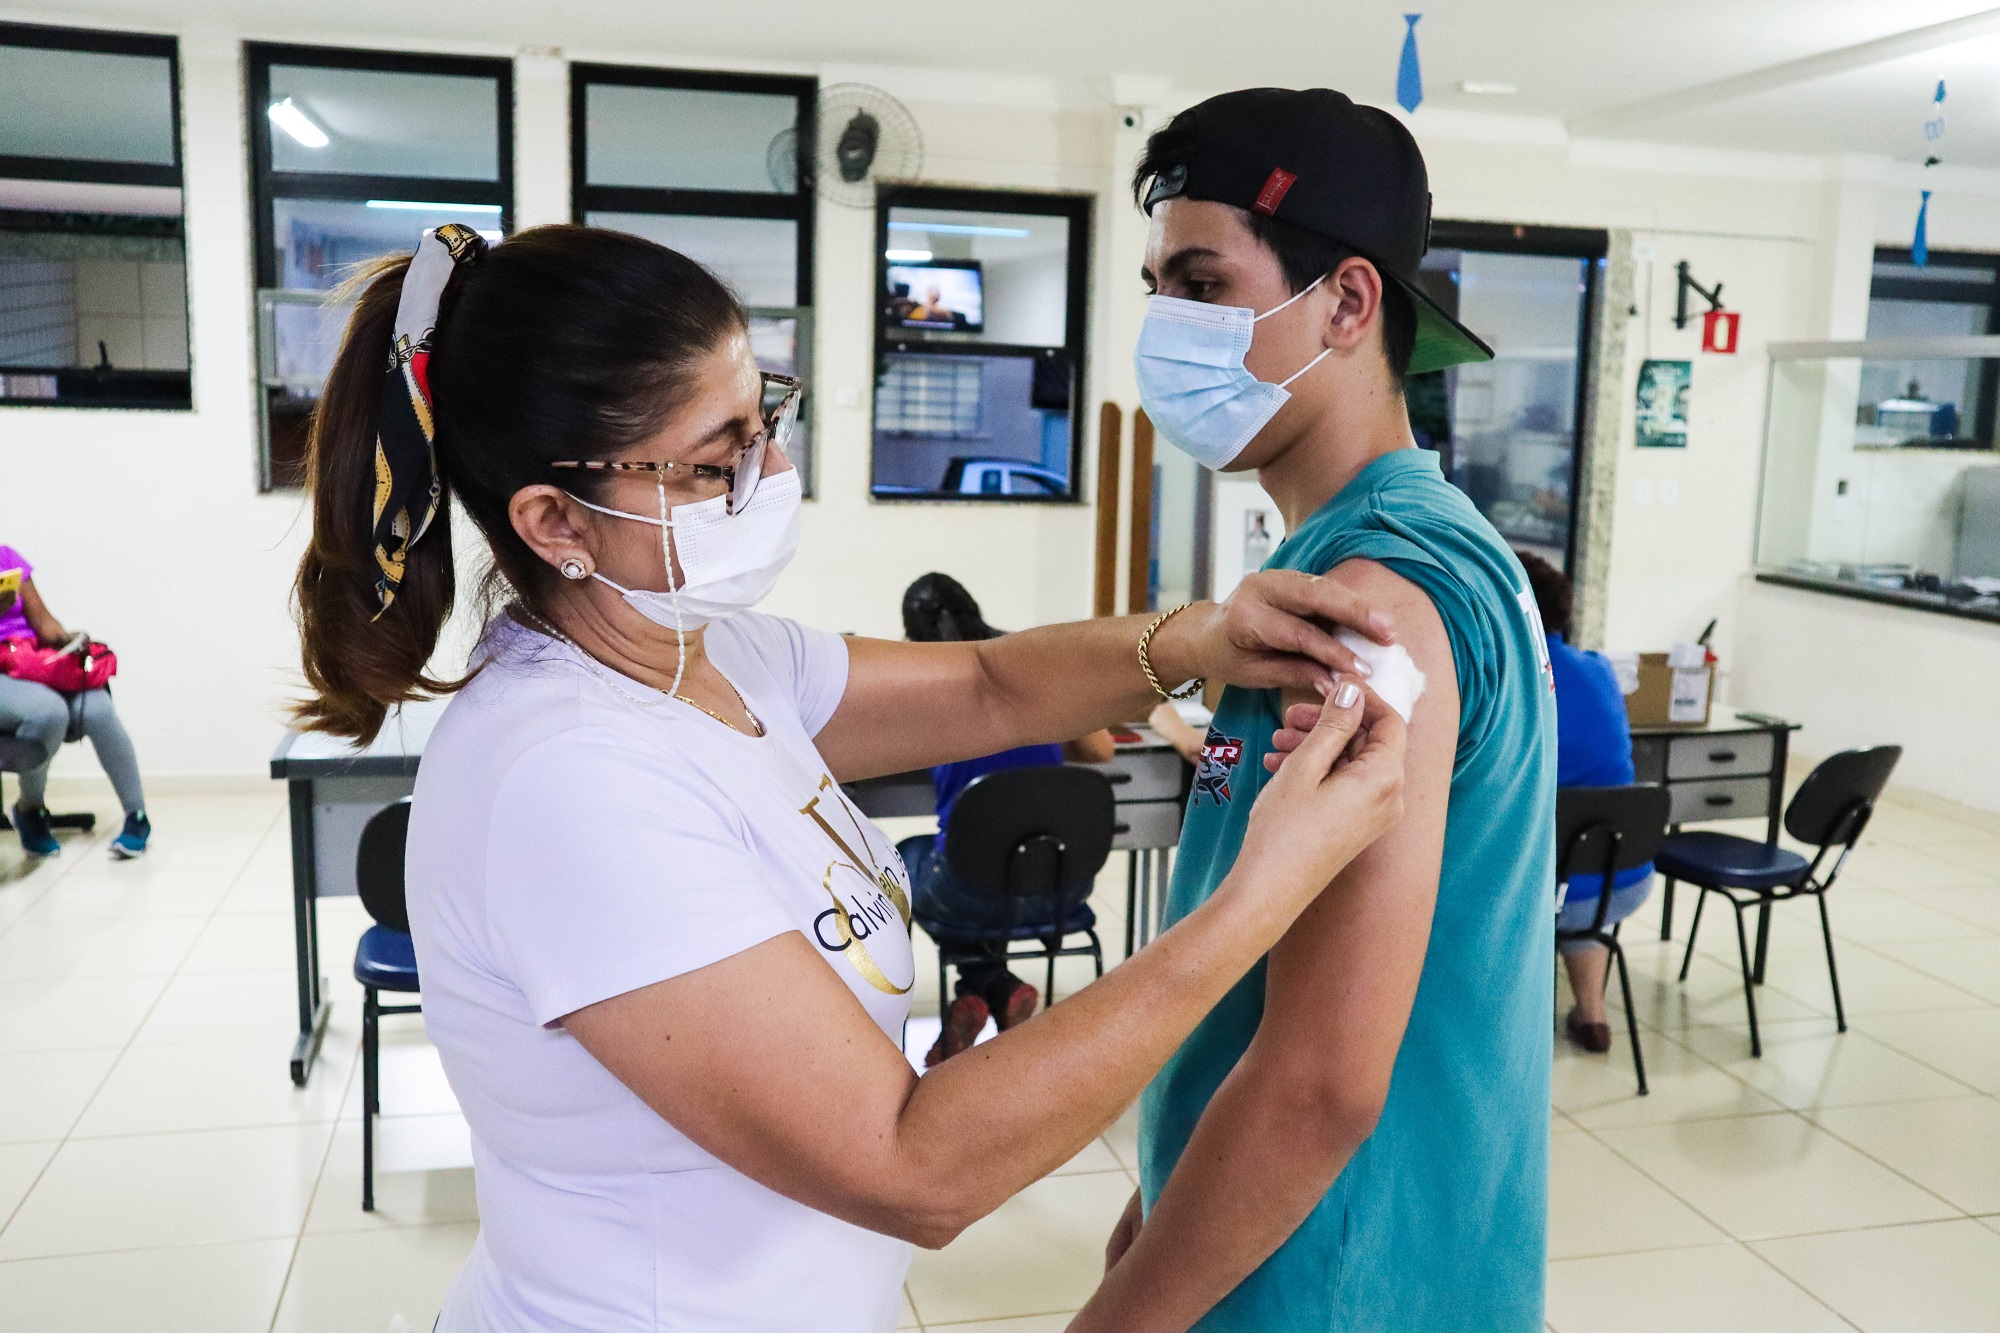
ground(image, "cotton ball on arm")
xmin=1337 ymin=628 xmax=1426 ymax=722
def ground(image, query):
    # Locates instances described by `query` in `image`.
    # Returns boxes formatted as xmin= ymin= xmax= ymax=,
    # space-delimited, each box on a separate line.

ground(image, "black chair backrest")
xmin=356 ymin=798 xmax=412 ymax=933
xmin=1785 ymin=746 xmax=1902 ymax=849
xmin=1555 ymin=784 xmax=1672 ymax=886
xmin=943 ymin=765 xmax=1115 ymax=907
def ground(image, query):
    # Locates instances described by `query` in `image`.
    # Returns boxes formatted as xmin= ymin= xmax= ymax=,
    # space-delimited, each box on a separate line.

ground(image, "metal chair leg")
xmin=1609 ymin=939 xmax=1647 ymax=1096
xmin=1728 ymin=902 xmax=1762 ymax=1058
xmin=1678 ymin=888 xmax=1709 ymax=982
xmin=1124 ymin=854 xmax=1138 ymax=960
xmin=1816 ymin=894 xmax=1848 ymax=1033
xmin=1089 ymin=930 xmax=1104 ymax=980
xmin=1752 ymin=898 xmax=1773 ymax=985
xmin=1045 ymin=945 xmax=1058 ymax=1011
xmin=361 ymin=986 xmax=379 ymax=1211
xmin=1659 ymin=878 xmax=1676 ymax=941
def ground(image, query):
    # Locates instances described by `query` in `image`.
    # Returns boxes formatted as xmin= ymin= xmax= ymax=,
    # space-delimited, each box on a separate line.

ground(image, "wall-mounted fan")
xmin=767 ymin=83 xmax=924 ymax=208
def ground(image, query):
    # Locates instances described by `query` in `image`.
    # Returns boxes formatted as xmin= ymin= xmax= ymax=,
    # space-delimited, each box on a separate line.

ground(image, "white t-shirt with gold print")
xmin=408 ymin=613 xmax=914 ymax=1333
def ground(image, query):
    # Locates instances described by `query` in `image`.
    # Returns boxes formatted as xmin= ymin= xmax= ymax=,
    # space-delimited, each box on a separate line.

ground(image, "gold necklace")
xmin=515 ymin=607 xmax=763 ymax=737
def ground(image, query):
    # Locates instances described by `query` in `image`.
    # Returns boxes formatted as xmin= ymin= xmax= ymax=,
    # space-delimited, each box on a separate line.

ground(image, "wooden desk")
xmin=1630 ymin=707 xmax=1800 ymax=939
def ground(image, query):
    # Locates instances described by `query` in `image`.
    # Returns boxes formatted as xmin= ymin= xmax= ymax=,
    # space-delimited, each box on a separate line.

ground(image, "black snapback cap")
xmin=1142 ymin=87 xmax=1492 ymax=376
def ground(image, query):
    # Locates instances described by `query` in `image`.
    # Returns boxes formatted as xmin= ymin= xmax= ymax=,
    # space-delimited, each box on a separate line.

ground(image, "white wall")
xmin=6 ymin=21 xmax=2000 ymax=814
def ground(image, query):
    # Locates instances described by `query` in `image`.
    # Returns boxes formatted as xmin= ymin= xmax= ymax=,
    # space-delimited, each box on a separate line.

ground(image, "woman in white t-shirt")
xmin=292 ymin=224 xmax=1407 ymax=1333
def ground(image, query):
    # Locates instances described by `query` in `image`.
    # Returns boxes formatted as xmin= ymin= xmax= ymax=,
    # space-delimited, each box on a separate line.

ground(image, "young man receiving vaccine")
xmin=1074 ymin=89 xmax=1557 ymax=1332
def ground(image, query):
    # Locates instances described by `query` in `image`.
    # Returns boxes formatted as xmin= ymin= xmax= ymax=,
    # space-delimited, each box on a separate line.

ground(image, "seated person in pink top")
xmin=0 ymin=544 xmax=149 ymax=859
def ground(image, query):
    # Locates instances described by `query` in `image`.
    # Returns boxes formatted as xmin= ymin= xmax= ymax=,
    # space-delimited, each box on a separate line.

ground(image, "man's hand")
xmin=1106 ymin=1186 xmax=1143 ymax=1272
xmin=1147 ymin=570 xmax=1396 ymax=699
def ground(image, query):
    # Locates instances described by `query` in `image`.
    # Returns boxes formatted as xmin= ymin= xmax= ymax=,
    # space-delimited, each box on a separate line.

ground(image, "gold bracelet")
xmin=1137 ymin=603 xmax=1203 ymax=701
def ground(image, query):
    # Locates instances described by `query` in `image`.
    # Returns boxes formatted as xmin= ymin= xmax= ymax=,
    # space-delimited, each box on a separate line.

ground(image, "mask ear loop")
xmin=658 ymin=473 xmax=688 ymax=698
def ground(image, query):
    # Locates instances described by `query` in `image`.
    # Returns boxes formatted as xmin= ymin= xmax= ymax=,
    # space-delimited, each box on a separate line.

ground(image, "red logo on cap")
xmin=1252 ymin=168 xmax=1297 ymax=216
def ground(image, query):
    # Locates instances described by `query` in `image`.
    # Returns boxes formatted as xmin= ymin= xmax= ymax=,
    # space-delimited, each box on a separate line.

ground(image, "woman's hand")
xmin=1147 ymin=570 xmax=1396 ymax=699
xmin=1105 ymin=1185 xmax=1144 ymax=1272
xmin=1233 ymin=680 xmax=1407 ymax=904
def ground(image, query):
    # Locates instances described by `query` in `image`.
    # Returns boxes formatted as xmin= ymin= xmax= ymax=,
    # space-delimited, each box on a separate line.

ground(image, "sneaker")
xmin=11 ymin=802 xmax=59 ymax=858
xmin=924 ymin=994 xmax=990 ymax=1069
xmin=108 ymin=811 xmax=151 ymax=860
xmin=987 ymin=976 xmax=1040 ymax=1032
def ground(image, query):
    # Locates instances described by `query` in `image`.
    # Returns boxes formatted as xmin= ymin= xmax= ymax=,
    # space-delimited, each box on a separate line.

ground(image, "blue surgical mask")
xmin=1134 ymin=274 xmax=1331 ymax=469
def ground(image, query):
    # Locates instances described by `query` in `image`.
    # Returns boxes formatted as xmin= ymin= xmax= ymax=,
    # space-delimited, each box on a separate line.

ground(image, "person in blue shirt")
xmin=895 ymin=573 xmax=1114 ymax=1067
xmin=1516 ymin=550 xmax=1656 ymax=1056
xmin=1074 ymin=89 xmax=1556 ymax=1333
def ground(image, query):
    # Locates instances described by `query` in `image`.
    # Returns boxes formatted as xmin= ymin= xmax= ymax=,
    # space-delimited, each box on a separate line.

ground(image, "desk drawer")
xmin=1670 ymin=777 xmax=1771 ymax=824
xmin=1667 ymin=732 xmax=1774 ymax=780
xmin=1113 ymin=799 xmax=1184 ymax=850
xmin=1093 ymin=750 xmax=1186 ymax=803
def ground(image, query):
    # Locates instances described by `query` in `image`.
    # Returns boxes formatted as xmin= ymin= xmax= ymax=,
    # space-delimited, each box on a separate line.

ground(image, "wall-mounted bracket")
xmin=1674 ymin=260 xmax=1725 ymax=330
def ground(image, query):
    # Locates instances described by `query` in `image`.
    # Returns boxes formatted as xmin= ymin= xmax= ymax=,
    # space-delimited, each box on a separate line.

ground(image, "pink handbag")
xmin=0 ymin=635 xmax=117 ymax=694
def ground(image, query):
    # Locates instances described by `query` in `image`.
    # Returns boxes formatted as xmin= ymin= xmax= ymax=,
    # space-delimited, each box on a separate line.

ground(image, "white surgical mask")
xmin=570 ymin=468 xmax=802 ymax=695
xmin=1134 ymin=273 xmax=1332 ymax=469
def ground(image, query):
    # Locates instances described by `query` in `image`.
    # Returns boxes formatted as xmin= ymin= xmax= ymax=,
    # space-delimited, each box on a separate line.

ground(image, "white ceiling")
xmin=22 ymin=0 xmax=2000 ymax=167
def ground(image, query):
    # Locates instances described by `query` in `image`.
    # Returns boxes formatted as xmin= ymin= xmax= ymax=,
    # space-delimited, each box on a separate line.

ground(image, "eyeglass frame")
xmin=550 ymin=372 xmax=803 ymax=515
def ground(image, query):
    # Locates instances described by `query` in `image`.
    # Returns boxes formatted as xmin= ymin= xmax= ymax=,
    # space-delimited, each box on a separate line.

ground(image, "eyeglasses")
xmin=551 ymin=373 xmax=802 ymax=515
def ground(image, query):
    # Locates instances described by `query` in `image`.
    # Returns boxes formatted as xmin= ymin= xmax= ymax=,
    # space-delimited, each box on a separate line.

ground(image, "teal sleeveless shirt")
xmin=1139 ymin=449 xmax=1557 ymax=1332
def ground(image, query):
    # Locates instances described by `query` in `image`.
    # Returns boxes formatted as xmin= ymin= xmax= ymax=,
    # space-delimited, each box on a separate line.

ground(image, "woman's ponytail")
xmin=292 ymin=256 xmax=458 ymax=743
xmin=290 ymin=225 xmax=747 ymax=742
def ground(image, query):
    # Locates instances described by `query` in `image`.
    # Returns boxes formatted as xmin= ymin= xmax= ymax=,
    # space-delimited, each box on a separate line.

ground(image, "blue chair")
xmin=1661 ymin=746 xmax=1902 ymax=1057
xmin=354 ymin=798 xmax=420 ymax=1211
xmin=911 ymin=765 xmax=1113 ymax=1013
xmin=1555 ymin=784 xmax=1671 ymax=1096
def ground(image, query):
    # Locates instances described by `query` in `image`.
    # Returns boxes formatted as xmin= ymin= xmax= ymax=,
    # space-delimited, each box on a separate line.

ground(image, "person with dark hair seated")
xmin=898 ymin=572 xmax=1116 ymax=1066
xmin=1515 ymin=549 xmax=1653 ymax=1055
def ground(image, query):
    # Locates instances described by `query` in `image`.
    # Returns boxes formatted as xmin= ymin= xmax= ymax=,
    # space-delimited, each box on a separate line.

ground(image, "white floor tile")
xmin=0 ymin=915 xmax=204 ymax=980
xmin=1754 ymin=1218 xmax=2000 ymax=1333
xmin=270 ymin=1222 xmax=478 ymax=1333
xmin=1592 ymin=1114 xmax=1957 ymax=1241
xmin=906 ymin=1170 xmax=1132 ymax=1327
xmin=1548 ymin=1132 xmax=1730 ymax=1259
xmin=0 ymin=1123 xmax=333 ymax=1259
xmin=129 ymin=968 xmax=325 ymax=1048
xmin=305 ymin=1115 xmax=476 ymax=1235
xmin=0 ymin=1140 xmax=56 ymax=1224
xmin=0 ymin=1237 xmax=294 ymax=1332
xmin=177 ymin=912 xmax=308 ymax=974
xmin=1871 ymin=936 xmax=2000 ymax=1004
xmin=1855 ymin=1008 xmax=2000 ymax=1094
xmin=0 ymin=1048 xmax=120 ymax=1143
xmin=1547 ymin=1243 xmax=1850 ymax=1333
xmin=1807 ymin=1096 xmax=2000 ymax=1215
xmin=0 ymin=974 xmax=169 ymax=1053
xmin=1885 ymin=883 xmax=2000 ymax=934
xmin=1553 ymin=1031 xmax=1785 ymax=1130
xmin=1677 ymin=1020 xmax=1981 ymax=1110
xmin=68 ymin=1037 xmax=355 ymax=1138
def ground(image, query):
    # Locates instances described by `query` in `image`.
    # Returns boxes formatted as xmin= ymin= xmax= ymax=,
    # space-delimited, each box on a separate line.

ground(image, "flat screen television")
xmin=886 ymin=260 xmax=984 ymax=333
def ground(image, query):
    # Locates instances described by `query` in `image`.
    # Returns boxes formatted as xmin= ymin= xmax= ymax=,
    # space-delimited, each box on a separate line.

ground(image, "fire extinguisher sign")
xmin=1701 ymin=309 xmax=1741 ymax=355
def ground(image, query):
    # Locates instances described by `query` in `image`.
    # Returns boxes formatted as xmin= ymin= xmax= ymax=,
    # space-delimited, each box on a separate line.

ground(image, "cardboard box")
xmin=1624 ymin=652 xmax=1714 ymax=728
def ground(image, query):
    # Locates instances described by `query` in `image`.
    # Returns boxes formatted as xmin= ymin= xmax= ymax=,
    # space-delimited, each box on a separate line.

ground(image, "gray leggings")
xmin=0 ymin=676 xmax=144 ymax=814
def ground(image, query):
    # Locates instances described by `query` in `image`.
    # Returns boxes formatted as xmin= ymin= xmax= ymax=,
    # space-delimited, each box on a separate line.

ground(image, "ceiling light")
xmin=885 ymin=248 xmax=933 ymax=262
xmin=267 ymin=98 xmax=329 ymax=148
xmin=887 ymin=221 xmax=1031 ymax=238
xmin=365 ymin=200 xmax=503 ymax=214
xmin=1458 ymin=81 xmax=1518 ymax=96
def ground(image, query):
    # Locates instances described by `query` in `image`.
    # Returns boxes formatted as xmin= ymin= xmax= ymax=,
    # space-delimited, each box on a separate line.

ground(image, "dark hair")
xmin=1514 ymin=549 xmax=1572 ymax=639
xmin=1132 ymin=120 xmax=1416 ymax=386
xmin=293 ymin=225 xmax=746 ymax=741
xmin=902 ymin=572 xmax=1000 ymax=642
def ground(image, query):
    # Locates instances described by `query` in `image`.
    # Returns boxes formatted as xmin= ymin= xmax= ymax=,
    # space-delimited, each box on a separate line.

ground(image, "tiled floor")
xmin=0 ymin=780 xmax=1994 ymax=1332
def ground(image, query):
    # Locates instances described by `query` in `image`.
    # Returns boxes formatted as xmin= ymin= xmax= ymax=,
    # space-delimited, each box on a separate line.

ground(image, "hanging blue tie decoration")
xmin=1396 ymin=14 xmax=1424 ymax=114
xmin=1915 ymin=79 xmax=1945 ymax=266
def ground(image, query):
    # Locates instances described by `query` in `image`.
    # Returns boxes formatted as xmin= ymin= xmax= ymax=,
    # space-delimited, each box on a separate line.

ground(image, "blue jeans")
xmin=0 ymin=679 xmax=144 ymax=814
xmin=1556 ymin=873 xmax=1654 ymax=954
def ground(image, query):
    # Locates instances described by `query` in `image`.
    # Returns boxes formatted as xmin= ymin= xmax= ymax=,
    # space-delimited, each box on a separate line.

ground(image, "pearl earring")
xmin=559 ymin=557 xmax=589 ymax=581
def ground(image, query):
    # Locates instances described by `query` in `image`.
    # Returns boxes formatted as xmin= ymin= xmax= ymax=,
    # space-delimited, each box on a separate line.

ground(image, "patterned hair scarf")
xmin=370 ymin=222 xmax=488 ymax=618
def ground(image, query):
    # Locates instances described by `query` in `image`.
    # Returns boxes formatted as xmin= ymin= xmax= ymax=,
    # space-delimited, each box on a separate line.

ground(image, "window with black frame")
xmin=870 ymin=186 xmax=1090 ymax=501
xmin=0 ymin=22 xmax=189 ymax=410
xmin=1862 ymin=246 xmax=2000 ymax=450
xmin=246 ymin=44 xmax=512 ymax=489
xmin=1405 ymin=222 xmax=1606 ymax=572
xmin=572 ymin=65 xmax=818 ymax=492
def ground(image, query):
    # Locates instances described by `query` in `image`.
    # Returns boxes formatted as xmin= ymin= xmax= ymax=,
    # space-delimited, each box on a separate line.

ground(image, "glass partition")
xmin=1755 ymin=336 xmax=2000 ymax=618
